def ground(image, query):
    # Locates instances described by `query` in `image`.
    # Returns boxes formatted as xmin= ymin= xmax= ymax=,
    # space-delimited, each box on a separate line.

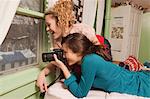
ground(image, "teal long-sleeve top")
xmin=64 ymin=54 xmax=150 ymax=98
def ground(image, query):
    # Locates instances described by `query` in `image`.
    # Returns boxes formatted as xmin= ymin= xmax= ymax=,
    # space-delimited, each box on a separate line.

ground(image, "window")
xmin=0 ymin=0 xmax=45 ymax=74
xmin=19 ymin=0 xmax=41 ymax=12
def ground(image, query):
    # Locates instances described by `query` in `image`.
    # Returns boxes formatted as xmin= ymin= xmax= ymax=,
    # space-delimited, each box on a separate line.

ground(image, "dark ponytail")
xmin=83 ymin=44 xmax=101 ymax=55
xmin=85 ymin=44 xmax=112 ymax=61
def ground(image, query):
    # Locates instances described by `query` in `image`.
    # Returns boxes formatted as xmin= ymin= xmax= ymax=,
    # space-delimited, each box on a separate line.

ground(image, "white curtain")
xmin=96 ymin=0 xmax=105 ymax=34
xmin=48 ymin=0 xmax=58 ymax=8
xmin=82 ymin=0 xmax=105 ymax=34
xmin=0 ymin=0 xmax=20 ymax=45
xmin=82 ymin=0 xmax=97 ymax=27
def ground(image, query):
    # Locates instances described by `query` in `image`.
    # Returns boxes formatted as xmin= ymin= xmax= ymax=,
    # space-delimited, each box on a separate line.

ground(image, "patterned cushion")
xmin=123 ymin=56 xmax=143 ymax=71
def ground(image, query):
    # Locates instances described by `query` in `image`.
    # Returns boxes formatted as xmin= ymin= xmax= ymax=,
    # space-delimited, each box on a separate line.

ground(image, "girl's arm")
xmin=54 ymin=54 xmax=97 ymax=98
xmin=36 ymin=61 xmax=57 ymax=92
xmin=64 ymin=57 xmax=97 ymax=98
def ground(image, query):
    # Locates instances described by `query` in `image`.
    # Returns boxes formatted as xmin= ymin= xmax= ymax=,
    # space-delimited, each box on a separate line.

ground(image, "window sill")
xmin=0 ymin=66 xmax=55 ymax=96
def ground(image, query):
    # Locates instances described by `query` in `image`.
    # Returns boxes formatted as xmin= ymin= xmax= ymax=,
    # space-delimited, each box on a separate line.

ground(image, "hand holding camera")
xmin=53 ymin=54 xmax=66 ymax=69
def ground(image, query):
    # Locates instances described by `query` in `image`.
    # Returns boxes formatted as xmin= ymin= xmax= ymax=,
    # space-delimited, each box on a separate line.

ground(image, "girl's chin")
xmin=53 ymin=35 xmax=59 ymax=39
xmin=68 ymin=63 xmax=72 ymax=66
xmin=68 ymin=62 xmax=74 ymax=66
xmin=53 ymin=35 xmax=61 ymax=40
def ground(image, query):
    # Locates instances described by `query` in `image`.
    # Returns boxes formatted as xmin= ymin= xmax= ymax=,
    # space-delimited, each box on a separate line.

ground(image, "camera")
xmin=42 ymin=49 xmax=64 ymax=62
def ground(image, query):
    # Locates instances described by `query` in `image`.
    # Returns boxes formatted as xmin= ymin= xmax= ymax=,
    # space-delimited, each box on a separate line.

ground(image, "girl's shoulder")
xmin=83 ymin=54 xmax=104 ymax=62
xmin=70 ymin=23 xmax=96 ymax=39
xmin=72 ymin=23 xmax=94 ymax=30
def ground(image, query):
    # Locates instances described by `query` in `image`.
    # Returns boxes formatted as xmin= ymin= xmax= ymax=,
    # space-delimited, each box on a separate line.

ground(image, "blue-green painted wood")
xmin=0 ymin=67 xmax=55 ymax=98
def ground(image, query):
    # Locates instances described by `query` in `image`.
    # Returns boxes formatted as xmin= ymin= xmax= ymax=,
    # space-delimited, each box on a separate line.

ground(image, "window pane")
xmin=19 ymin=0 xmax=42 ymax=12
xmin=0 ymin=15 xmax=42 ymax=72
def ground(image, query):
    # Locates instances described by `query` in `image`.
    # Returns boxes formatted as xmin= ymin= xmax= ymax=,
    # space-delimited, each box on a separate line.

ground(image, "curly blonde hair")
xmin=45 ymin=0 xmax=76 ymax=33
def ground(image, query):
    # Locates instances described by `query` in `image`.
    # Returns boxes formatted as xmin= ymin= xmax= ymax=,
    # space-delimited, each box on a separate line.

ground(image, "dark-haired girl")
xmin=53 ymin=33 xmax=150 ymax=98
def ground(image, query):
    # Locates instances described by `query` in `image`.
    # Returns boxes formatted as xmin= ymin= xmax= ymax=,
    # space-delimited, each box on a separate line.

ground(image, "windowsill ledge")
xmin=0 ymin=66 xmax=55 ymax=96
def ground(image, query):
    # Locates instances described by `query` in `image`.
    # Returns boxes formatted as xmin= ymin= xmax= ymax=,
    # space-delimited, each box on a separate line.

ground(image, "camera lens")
xmin=42 ymin=53 xmax=47 ymax=62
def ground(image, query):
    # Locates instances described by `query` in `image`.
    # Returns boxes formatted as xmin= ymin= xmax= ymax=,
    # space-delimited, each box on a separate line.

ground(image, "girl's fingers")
xmin=53 ymin=54 xmax=58 ymax=61
xmin=44 ymin=83 xmax=48 ymax=92
xmin=53 ymin=54 xmax=64 ymax=67
xmin=39 ymin=85 xmax=45 ymax=92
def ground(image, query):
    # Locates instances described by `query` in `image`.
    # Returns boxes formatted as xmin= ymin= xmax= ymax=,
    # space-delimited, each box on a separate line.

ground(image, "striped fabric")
xmin=123 ymin=56 xmax=143 ymax=71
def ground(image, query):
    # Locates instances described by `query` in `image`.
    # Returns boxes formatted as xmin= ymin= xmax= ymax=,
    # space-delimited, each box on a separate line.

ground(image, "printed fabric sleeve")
xmin=70 ymin=23 xmax=99 ymax=45
xmin=64 ymin=55 xmax=97 ymax=98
